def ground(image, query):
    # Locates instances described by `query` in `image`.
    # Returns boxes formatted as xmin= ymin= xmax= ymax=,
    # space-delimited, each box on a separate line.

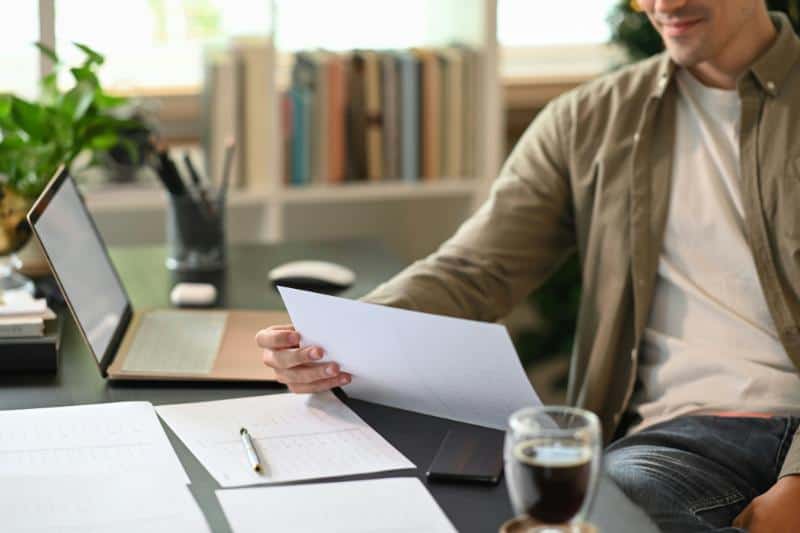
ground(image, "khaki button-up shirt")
xmin=365 ymin=13 xmax=800 ymax=478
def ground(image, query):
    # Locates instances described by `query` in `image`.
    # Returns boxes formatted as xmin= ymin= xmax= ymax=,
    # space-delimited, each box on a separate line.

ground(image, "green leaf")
xmin=33 ymin=42 xmax=59 ymax=65
xmin=70 ymin=66 xmax=100 ymax=88
xmin=73 ymin=42 xmax=104 ymax=66
xmin=94 ymin=92 xmax=128 ymax=109
xmin=39 ymin=73 xmax=59 ymax=104
xmin=10 ymin=97 xmax=46 ymax=141
xmin=48 ymin=111 xmax=74 ymax=149
xmin=61 ymin=83 xmax=95 ymax=121
xmin=0 ymin=131 xmax=27 ymax=149
xmin=0 ymin=95 xmax=12 ymax=119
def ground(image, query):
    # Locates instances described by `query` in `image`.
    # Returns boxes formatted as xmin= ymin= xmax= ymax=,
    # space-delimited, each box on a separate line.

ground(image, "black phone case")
xmin=425 ymin=424 xmax=505 ymax=484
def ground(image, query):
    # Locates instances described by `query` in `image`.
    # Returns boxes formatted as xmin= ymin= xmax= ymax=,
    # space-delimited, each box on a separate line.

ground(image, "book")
xmin=363 ymin=51 xmax=384 ymax=182
xmin=0 ymin=316 xmax=62 ymax=373
xmin=233 ymin=36 xmax=275 ymax=188
xmin=293 ymin=52 xmax=319 ymax=185
xmin=440 ymin=47 xmax=464 ymax=179
xmin=0 ymin=316 xmax=44 ymax=338
xmin=347 ymin=52 xmax=368 ymax=181
xmin=289 ymin=87 xmax=311 ymax=186
xmin=382 ymin=53 xmax=400 ymax=180
xmin=326 ymin=53 xmax=348 ymax=183
xmin=415 ymin=48 xmax=442 ymax=180
xmin=396 ymin=50 xmax=420 ymax=183
xmin=281 ymin=90 xmax=294 ymax=185
xmin=311 ymin=51 xmax=329 ymax=184
xmin=458 ymin=45 xmax=478 ymax=178
xmin=202 ymin=47 xmax=240 ymax=187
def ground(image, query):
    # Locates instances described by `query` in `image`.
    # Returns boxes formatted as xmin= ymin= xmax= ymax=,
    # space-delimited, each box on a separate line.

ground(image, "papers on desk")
xmin=217 ymin=477 xmax=457 ymax=533
xmin=279 ymin=287 xmax=542 ymax=430
xmin=0 ymin=401 xmax=188 ymax=482
xmin=156 ymin=391 xmax=414 ymax=487
xmin=0 ymin=474 xmax=210 ymax=533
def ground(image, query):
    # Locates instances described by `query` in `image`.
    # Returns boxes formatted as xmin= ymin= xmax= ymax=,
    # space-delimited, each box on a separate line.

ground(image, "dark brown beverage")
xmin=508 ymin=438 xmax=592 ymax=524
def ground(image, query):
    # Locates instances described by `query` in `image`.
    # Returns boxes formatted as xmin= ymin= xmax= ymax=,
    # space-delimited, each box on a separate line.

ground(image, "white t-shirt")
xmin=631 ymin=68 xmax=800 ymax=430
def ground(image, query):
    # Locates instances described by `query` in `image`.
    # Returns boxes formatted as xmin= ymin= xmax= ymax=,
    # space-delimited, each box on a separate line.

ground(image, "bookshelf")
xmin=267 ymin=0 xmax=501 ymax=260
xmin=89 ymin=0 xmax=502 ymax=263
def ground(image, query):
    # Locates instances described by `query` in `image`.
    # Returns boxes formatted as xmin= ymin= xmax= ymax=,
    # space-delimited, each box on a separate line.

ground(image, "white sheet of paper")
xmin=217 ymin=477 xmax=457 ymax=533
xmin=156 ymin=391 xmax=414 ymax=487
xmin=278 ymin=287 xmax=542 ymax=430
xmin=0 ymin=402 xmax=188 ymax=482
xmin=0 ymin=475 xmax=210 ymax=533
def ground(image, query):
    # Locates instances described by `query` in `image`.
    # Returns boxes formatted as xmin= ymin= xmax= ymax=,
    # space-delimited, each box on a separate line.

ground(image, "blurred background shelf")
xmin=277 ymin=180 xmax=478 ymax=204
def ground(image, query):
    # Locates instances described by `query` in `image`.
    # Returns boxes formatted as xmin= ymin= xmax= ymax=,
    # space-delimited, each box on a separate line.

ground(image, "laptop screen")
xmin=30 ymin=171 xmax=130 ymax=364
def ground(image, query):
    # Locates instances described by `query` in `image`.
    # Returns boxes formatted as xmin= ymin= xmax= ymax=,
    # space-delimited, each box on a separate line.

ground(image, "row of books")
xmin=202 ymin=37 xmax=275 ymax=189
xmin=282 ymin=46 xmax=479 ymax=186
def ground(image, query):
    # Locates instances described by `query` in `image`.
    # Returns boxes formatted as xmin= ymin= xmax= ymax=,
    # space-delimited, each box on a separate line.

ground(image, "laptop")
xmin=27 ymin=167 xmax=281 ymax=382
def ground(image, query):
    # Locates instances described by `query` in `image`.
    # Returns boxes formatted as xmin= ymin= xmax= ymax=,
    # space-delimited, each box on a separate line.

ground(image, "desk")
xmin=0 ymin=240 xmax=656 ymax=533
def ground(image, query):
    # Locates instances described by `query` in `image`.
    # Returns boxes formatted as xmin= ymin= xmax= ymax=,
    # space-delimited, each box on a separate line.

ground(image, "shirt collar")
xmin=749 ymin=12 xmax=800 ymax=96
xmin=650 ymin=12 xmax=800 ymax=99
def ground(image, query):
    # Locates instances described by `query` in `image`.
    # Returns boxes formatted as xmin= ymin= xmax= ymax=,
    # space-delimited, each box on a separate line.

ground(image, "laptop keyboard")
xmin=122 ymin=310 xmax=227 ymax=374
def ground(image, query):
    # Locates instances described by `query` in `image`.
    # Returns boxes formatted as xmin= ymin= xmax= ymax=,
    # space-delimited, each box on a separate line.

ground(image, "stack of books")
xmin=0 ymin=290 xmax=61 ymax=373
xmin=282 ymin=45 xmax=479 ymax=186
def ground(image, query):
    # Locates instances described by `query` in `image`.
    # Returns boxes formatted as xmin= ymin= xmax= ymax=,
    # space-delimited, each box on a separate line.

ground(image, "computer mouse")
xmin=268 ymin=260 xmax=356 ymax=294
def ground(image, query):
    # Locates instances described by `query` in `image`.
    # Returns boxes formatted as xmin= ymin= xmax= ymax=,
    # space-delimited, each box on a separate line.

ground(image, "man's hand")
xmin=255 ymin=324 xmax=350 ymax=393
xmin=733 ymin=475 xmax=800 ymax=531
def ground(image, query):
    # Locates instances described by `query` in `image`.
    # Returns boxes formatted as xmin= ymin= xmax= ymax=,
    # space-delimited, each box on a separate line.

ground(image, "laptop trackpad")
xmin=122 ymin=310 xmax=227 ymax=374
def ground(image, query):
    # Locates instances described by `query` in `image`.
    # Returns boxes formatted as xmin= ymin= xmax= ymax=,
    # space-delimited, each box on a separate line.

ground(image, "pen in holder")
xmin=165 ymin=192 xmax=226 ymax=272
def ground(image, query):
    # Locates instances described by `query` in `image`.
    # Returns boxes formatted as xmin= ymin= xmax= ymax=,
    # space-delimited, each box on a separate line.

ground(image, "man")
xmin=256 ymin=1 xmax=800 ymax=531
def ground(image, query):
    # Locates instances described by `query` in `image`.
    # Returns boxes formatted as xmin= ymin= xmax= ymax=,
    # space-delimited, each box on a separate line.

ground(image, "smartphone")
xmin=425 ymin=424 xmax=505 ymax=484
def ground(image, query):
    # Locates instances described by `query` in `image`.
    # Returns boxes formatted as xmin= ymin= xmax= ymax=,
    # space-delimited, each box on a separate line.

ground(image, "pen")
xmin=155 ymin=141 xmax=187 ymax=196
xmin=240 ymin=427 xmax=263 ymax=473
xmin=183 ymin=151 xmax=203 ymax=188
xmin=219 ymin=137 xmax=236 ymax=204
xmin=184 ymin=151 xmax=215 ymax=215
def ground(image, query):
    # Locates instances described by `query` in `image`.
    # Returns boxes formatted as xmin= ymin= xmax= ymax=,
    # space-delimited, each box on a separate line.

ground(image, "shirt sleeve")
xmin=362 ymin=96 xmax=576 ymax=322
xmin=779 ymin=427 xmax=800 ymax=478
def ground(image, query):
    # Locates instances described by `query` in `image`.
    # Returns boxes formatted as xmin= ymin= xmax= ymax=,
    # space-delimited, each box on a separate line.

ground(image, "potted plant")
xmin=0 ymin=42 xmax=151 ymax=281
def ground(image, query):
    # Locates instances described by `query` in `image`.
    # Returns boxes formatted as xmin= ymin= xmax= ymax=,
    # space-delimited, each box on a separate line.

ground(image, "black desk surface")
xmin=0 ymin=240 xmax=657 ymax=533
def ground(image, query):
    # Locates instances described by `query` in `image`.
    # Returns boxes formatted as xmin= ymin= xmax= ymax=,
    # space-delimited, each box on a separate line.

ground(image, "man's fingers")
xmin=263 ymin=345 xmax=324 ymax=369
xmin=287 ymin=373 xmax=352 ymax=394
xmin=255 ymin=327 xmax=300 ymax=349
xmin=274 ymin=362 xmax=340 ymax=384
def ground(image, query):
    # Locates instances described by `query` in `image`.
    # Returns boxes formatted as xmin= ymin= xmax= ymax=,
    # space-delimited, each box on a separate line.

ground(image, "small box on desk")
xmin=0 ymin=317 xmax=62 ymax=373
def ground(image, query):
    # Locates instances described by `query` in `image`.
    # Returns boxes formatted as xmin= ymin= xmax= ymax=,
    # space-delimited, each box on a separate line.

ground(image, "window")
xmin=498 ymin=0 xmax=624 ymax=79
xmin=498 ymin=0 xmax=618 ymax=46
xmin=3 ymin=1 xmax=623 ymax=96
xmin=54 ymin=0 xmax=271 ymax=93
xmin=0 ymin=4 xmax=42 ymax=97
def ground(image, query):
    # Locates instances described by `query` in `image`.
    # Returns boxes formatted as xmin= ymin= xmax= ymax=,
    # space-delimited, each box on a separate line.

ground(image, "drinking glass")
xmin=504 ymin=406 xmax=602 ymax=533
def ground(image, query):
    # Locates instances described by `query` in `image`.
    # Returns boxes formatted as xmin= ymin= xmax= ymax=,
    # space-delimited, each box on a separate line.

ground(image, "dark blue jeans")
xmin=605 ymin=415 xmax=800 ymax=532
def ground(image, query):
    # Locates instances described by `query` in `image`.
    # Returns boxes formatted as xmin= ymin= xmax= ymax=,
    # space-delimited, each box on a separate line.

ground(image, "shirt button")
xmin=633 ymin=133 xmax=640 ymax=143
xmin=766 ymin=81 xmax=776 ymax=92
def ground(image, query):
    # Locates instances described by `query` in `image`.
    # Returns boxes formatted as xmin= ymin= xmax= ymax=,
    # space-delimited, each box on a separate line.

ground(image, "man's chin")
xmin=664 ymin=44 xmax=706 ymax=67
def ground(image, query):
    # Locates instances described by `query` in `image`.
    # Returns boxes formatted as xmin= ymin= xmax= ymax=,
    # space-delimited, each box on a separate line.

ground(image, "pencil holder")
xmin=165 ymin=193 xmax=226 ymax=272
